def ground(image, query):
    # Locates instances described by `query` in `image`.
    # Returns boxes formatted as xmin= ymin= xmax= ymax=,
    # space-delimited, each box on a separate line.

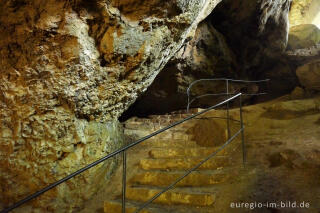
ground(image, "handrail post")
xmin=187 ymin=85 xmax=190 ymax=113
xmin=239 ymin=94 xmax=246 ymax=167
xmin=226 ymin=79 xmax=230 ymax=139
xmin=122 ymin=151 xmax=127 ymax=213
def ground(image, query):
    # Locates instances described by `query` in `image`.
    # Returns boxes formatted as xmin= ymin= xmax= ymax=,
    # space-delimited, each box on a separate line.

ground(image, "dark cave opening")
xmin=119 ymin=1 xmax=301 ymax=121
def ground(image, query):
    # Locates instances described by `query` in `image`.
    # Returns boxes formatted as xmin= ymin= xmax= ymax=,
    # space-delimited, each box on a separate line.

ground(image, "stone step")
xmin=139 ymin=156 xmax=232 ymax=171
xmin=138 ymin=139 xmax=199 ymax=148
xmin=104 ymin=197 xmax=216 ymax=213
xmin=125 ymin=129 xmax=191 ymax=140
xmin=126 ymin=187 xmax=216 ymax=206
xmin=129 ymin=171 xmax=229 ymax=187
xmin=104 ymin=200 xmax=151 ymax=213
xmin=124 ymin=121 xmax=195 ymax=132
xmin=148 ymin=147 xmax=231 ymax=159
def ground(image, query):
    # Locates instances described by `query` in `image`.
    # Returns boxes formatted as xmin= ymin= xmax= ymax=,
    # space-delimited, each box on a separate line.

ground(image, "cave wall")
xmin=210 ymin=0 xmax=292 ymax=75
xmin=1 ymin=0 xmax=319 ymax=211
xmin=313 ymin=12 xmax=320 ymax=28
xmin=125 ymin=0 xmax=320 ymax=117
xmin=121 ymin=20 xmax=239 ymax=116
xmin=289 ymin=0 xmax=320 ymax=27
xmin=123 ymin=0 xmax=296 ymax=116
xmin=0 ymin=0 xmax=221 ymax=211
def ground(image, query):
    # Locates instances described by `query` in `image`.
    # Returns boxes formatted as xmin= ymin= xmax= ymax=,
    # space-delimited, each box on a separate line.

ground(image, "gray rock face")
xmin=173 ymin=21 xmax=238 ymax=78
xmin=210 ymin=0 xmax=292 ymax=73
xmin=0 ymin=0 xmax=221 ymax=211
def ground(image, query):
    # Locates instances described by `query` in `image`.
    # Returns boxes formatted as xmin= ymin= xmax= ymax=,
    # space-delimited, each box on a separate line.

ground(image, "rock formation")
xmin=289 ymin=0 xmax=320 ymax=27
xmin=287 ymin=24 xmax=320 ymax=50
xmin=0 ymin=0 xmax=221 ymax=212
xmin=286 ymin=24 xmax=320 ymax=93
xmin=1 ymin=0 xmax=319 ymax=212
xmin=211 ymin=0 xmax=292 ymax=74
xmin=121 ymin=20 xmax=239 ymax=115
xmin=296 ymin=61 xmax=320 ymax=91
xmin=122 ymin=0 xmax=294 ymax=116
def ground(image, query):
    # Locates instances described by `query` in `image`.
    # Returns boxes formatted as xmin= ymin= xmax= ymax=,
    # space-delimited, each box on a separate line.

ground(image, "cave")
xmin=121 ymin=0 xmax=320 ymax=119
xmin=0 ymin=0 xmax=320 ymax=213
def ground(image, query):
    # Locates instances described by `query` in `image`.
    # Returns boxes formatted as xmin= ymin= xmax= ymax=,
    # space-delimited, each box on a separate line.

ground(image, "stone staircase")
xmin=104 ymin=109 xmax=243 ymax=213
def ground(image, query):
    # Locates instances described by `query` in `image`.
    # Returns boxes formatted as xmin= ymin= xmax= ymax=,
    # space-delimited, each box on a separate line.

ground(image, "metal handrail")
xmin=186 ymin=78 xmax=269 ymax=140
xmin=1 ymin=93 xmax=243 ymax=213
xmin=187 ymin=78 xmax=270 ymax=96
xmin=134 ymin=93 xmax=245 ymax=213
xmin=187 ymin=92 xmax=267 ymax=111
xmin=186 ymin=78 xmax=270 ymax=112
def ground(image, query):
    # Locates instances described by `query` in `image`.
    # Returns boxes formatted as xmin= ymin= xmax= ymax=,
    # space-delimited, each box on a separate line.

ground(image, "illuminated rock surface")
xmin=287 ymin=24 xmax=320 ymax=50
xmin=0 ymin=0 xmax=320 ymax=212
xmin=296 ymin=61 xmax=320 ymax=91
xmin=0 ymin=0 xmax=221 ymax=212
xmin=289 ymin=0 xmax=320 ymax=27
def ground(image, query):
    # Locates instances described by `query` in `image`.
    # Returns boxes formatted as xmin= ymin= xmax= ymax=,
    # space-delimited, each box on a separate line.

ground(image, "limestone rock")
xmin=210 ymin=0 xmax=292 ymax=73
xmin=287 ymin=24 xmax=320 ymax=50
xmin=0 ymin=107 xmax=125 ymax=212
xmin=289 ymin=0 xmax=320 ymax=27
xmin=121 ymin=0 xmax=300 ymax=117
xmin=265 ymin=97 xmax=320 ymax=119
xmin=0 ymin=0 xmax=221 ymax=211
xmin=121 ymin=20 xmax=240 ymax=115
xmin=285 ymin=44 xmax=320 ymax=66
xmin=261 ymin=62 xmax=298 ymax=96
xmin=173 ymin=21 xmax=237 ymax=77
xmin=207 ymin=0 xmax=304 ymax=98
xmin=290 ymin=87 xmax=306 ymax=99
xmin=296 ymin=61 xmax=320 ymax=91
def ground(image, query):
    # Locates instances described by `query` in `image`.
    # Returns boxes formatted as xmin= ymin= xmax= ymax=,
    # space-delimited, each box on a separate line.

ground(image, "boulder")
xmin=285 ymin=44 xmax=320 ymax=66
xmin=260 ymin=62 xmax=298 ymax=97
xmin=296 ymin=61 xmax=320 ymax=91
xmin=287 ymin=24 xmax=320 ymax=50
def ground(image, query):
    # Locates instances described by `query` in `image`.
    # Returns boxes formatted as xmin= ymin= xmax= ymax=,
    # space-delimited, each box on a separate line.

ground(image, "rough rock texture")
xmin=286 ymin=44 xmax=320 ymax=65
xmin=261 ymin=61 xmax=298 ymax=97
xmin=0 ymin=0 xmax=221 ymax=212
xmin=121 ymin=0 xmax=295 ymax=117
xmin=172 ymin=21 xmax=238 ymax=78
xmin=0 ymin=116 xmax=124 ymax=212
xmin=296 ymin=61 xmax=320 ymax=91
xmin=289 ymin=0 xmax=320 ymax=27
xmin=287 ymin=24 xmax=320 ymax=50
xmin=285 ymin=24 xmax=320 ymax=93
xmin=210 ymin=0 xmax=292 ymax=74
xmin=121 ymin=20 xmax=241 ymax=115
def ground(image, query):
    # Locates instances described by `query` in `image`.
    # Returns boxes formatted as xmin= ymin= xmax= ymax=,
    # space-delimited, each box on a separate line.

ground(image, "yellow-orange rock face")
xmin=0 ymin=0 xmax=221 ymax=212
